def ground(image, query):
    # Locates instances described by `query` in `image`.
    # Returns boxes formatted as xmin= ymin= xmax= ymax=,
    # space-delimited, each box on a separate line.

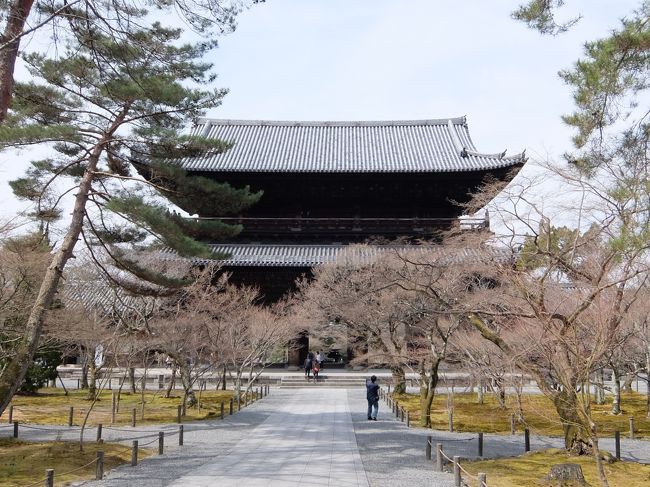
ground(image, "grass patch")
xmin=0 ymin=438 xmax=151 ymax=486
xmin=7 ymin=388 xmax=241 ymax=426
xmin=462 ymin=448 xmax=650 ymax=487
xmin=392 ymin=392 xmax=650 ymax=438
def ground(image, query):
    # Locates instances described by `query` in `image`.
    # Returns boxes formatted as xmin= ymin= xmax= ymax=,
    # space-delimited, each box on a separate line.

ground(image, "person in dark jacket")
xmin=366 ymin=375 xmax=379 ymax=420
xmin=304 ymin=356 xmax=313 ymax=381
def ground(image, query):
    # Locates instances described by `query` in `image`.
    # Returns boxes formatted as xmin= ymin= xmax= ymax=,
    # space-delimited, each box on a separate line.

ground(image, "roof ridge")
xmin=195 ymin=117 xmax=468 ymax=127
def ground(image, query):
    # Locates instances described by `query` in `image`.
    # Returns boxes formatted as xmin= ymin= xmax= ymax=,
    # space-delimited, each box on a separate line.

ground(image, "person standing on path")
xmin=366 ymin=375 xmax=379 ymax=420
xmin=304 ymin=354 xmax=313 ymax=381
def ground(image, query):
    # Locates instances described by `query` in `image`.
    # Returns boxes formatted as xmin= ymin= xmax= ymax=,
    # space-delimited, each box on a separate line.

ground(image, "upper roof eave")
xmin=195 ymin=116 xmax=469 ymax=128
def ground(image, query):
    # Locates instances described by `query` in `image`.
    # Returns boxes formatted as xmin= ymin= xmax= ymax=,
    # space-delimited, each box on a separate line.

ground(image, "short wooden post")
xmin=45 ymin=468 xmax=54 ymax=487
xmin=96 ymin=450 xmax=104 ymax=479
xmin=131 ymin=440 xmax=138 ymax=466
xmin=399 ymin=407 xmax=404 ymax=421
xmin=7 ymin=405 xmax=12 ymax=423
xmin=229 ymin=398 xmax=233 ymax=415
xmin=158 ymin=431 xmax=164 ymax=455
xmin=436 ymin=443 xmax=443 ymax=472
xmin=478 ymin=472 xmax=487 ymax=487
xmin=76 ymin=379 xmax=80 ymax=389
xmin=177 ymin=405 xmax=182 ymax=424
xmin=13 ymin=421 xmax=18 ymax=438
xmin=629 ymin=417 xmax=635 ymax=439
xmin=425 ymin=435 xmax=432 ymax=460
xmin=131 ymin=408 xmax=136 ymax=427
xmin=524 ymin=428 xmax=530 ymax=452
xmin=615 ymin=431 xmax=621 ymax=460
xmin=178 ymin=425 xmax=184 ymax=446
xmin=68 ymin=406 xmax=74 ymax=426
xmin=388 ymin=384 xmax=391 ymax=394
xmin=448 ymin=409 xmax=454 ymax=432
xmin=220 ymin=402 xmax=225 ymax=420
xmin=453 ymin=455 xmax=461 ymax=486
xmin=478 ymin=432 xmax=483 ymax=457
xmin=406 ymin=410 xmax=410 ymax=427
xmin=510 ymin=413 xmax=516 ymax=435
xmin=111 ymin=392 xmax=117 ymax=424
xmin=96 ymin=423 xmax=103 ymax=442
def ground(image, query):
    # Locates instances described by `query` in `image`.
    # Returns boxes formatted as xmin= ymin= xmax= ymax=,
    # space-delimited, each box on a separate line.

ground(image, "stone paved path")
xmin=165 ymin=389 xmax=368 ymax=487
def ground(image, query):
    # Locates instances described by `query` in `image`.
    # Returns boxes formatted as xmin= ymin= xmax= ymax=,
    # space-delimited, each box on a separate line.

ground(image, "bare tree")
xmin=297 ymin=248 xmax=412 ymax=393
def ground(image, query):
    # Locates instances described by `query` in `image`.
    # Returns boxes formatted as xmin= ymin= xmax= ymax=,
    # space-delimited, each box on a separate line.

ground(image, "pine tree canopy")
xmin=514 ymin=1 xmax=650 ymax=173
xmin=2 ymin=2 xmax=260 ymax=284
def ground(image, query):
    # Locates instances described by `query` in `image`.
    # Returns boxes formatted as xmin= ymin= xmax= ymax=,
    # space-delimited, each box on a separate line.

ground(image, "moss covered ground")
xmin=462 ymin=448 xmax=650 ymax=487
xmin=392 ymin=391 xmax=650 ymax=438
xmin=0 ymin=438 xmax=151 ymax=486
xmin=6 ymin=388 xmax=243 ymax=426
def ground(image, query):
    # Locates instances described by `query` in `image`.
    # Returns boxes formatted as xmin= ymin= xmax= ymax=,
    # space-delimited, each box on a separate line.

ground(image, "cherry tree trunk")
xmin=419 ymin=358 xmax=441 ymax=427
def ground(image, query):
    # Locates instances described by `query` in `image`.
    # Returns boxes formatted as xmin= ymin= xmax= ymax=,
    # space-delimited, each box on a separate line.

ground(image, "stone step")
xmin=279 ymin=381 xmax=366 ymax=388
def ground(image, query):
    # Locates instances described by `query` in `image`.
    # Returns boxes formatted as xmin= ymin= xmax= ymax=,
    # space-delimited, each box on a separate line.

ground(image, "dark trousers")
xmin=367 ymin=399 xmax=378 ymax=419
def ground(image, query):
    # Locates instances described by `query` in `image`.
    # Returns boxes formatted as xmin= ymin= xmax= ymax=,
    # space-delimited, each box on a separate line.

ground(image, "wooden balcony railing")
xmin=189 ymin=216 xmax=488 ymax=236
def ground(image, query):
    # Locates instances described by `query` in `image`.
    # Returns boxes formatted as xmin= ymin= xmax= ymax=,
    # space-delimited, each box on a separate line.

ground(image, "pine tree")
xmin=0 ymin=0 xmax=265 ymax=122
xmin=0 ymin=7 xmax=261 ymax=413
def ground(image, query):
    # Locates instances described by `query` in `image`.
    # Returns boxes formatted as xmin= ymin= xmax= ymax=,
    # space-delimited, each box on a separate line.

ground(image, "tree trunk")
xmin=611 ymin=368 xmax=621 ymax=415
xmin=621 ymin=373 xmax=635 ymax=393
xmin=491 ymin=377 xmax=506 ymax=408
xmin=553 ymin=389 xmax=591 ymax=454
xmin=391 ymin=366 xmax=406 ymax=394
xmin=165 ymin=365 xmax=177 ymax=398
xmin=419 ymin=358 xmax=440 ymax=427
xmin=0 ymin=144 xmax=104 ymax=414
xmin=0 ymin=0 xmax=35 ymax=123
xmin=86 ymin=360 xmax=97 ymax=401
xmin=128 ymin=367 xmax=136 ymax=394
xmin=477 ymin=379 xmax=484 ymax=405
xmin=221 ymin=365 xmax=227 ymax=390
xmin=589 ymin=425 xmax=610 ymax=487
xmin=594 ymin=369 xmax=605 ymax=405
xmin=179 ymin=362 xmax=196 ymax=407
xmin=80 ymin=352 xmax=89 ymax=389
xmin=646 ymin=348 xmax=650 ymax=419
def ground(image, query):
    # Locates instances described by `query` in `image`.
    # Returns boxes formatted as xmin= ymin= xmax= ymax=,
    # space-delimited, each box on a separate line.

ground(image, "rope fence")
xmin=6 ymin=385 xmax=272 ymax=486
xmin=432 ymin=439 xmax=488 ymax=487
xmin=21 ymin=457 xmax=99 ymax=487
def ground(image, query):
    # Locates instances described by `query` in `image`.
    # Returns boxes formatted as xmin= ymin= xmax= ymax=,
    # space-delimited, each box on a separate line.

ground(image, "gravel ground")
xmin=348 ymin=388 xmax=456 ymax=487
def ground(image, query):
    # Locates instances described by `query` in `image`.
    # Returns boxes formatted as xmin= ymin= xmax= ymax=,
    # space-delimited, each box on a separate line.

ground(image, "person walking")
xmin=366 ymin=375 xmax=379 ymax=420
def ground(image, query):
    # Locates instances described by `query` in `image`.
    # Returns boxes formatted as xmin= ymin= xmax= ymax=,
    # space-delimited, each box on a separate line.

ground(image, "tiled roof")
xmin=158 ymin=244 xmax=513 ymax=268
xmin=63 ymin=276 xmax=158 ymax=314
xmin=178 ymin=117 xmax=526 ymax=173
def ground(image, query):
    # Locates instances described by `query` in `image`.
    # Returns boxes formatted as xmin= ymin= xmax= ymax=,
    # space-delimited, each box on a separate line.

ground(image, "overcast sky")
xmin=0 ymin=0 xmax=640 ymax=226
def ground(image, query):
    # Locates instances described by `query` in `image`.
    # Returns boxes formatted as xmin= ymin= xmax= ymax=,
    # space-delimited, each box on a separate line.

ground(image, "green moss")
xmin=463 ymin=449 xmax=650 ymax=487
xmin=392 ymin=392 xmax=650 ymax=438
xmin=0 ymin=439 xmax=150 ymax=486
xmin=9 ymin=388 xmax=240 ymax=426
